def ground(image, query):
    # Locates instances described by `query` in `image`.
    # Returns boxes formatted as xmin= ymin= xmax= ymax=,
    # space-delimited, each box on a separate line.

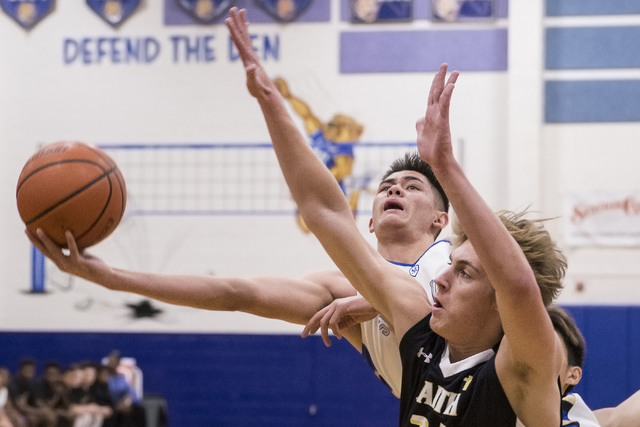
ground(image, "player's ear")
xmin=566 ymin=366 xmax=582 ymax=388
xmin=432 ymin=211 xmax=449 ymax=230
xmin=368 ymin=217 xmax=375 ymax=234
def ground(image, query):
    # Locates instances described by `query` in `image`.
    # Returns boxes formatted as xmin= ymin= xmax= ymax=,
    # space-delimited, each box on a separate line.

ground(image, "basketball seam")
xmin=75 ymin=171 xmax=118 ymax=245
xmin=16 ymin=159 xmax=114 ymax=192
xmin=23 ymin=166 xmax=120 ymax=225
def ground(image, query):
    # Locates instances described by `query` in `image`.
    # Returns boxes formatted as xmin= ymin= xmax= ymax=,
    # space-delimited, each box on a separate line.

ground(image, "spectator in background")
xmin=0 ymin=366 xmax=24 ymax=427
xmin=30 ymin=362 xmax=71 ymax=427
xmin=91 ymin=366 xmax=116 ymax=427
xmin=8 ymin=359 xmax=56 ymax=427
xmin=64 ymin=363 xmax=111 ymax=427
xmin=103 ymin=352 xmax=145 ymax=427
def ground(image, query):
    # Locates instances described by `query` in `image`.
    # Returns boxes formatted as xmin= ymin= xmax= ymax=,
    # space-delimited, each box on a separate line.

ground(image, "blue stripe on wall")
xmin=545 ymin=80 xmax=640 ymax=123
xmin=546 ymin=27 xmax=640 ymax=70
xmin=340 ymin=29 xmax=507 ymax=73
xmin=0 ymin=332 xmax=397 ymax=426
xmin=546 ymin=0 xmax=640 ymax=17
xmin=564 ymin=306 xmax=640 ymax=409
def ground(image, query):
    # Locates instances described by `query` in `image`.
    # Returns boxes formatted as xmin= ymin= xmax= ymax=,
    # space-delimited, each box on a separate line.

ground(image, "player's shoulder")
xmin=418 ymin=239 xmax=451 ymax=263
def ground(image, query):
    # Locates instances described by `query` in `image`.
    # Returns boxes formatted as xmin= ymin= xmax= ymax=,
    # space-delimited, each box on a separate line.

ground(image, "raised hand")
xmin=416 ymin=63 xmax=459 ymax=171
xmin=225 ymin=8 xmax=277 ymax=101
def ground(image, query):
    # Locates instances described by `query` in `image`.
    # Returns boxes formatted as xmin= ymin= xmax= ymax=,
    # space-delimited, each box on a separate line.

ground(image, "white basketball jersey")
xmin=562 ymin=393 xmax=601 ymax=426
xmin=360 ymin=239 xmax=450 ymax=397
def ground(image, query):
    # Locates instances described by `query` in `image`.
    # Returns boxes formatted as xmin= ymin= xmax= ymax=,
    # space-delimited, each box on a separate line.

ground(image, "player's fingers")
xmin=328 ymin=310 xmax=343 ymax=340
xmin=65 ymin=231 xmax=82 ymax=258
xmin=439 ymin=73 xmax=458 ymax=119
xmin=319 ymin=307 xmax=335 ymax=347
xmin=25 ymin=229 xmax=47 ymax=254
xmin=301 ymin=308 xmax=324 ymax=338
xmin=31 ymin=229 xmax=67 ymax=267
xmin=428 ymin=63 xmax=448 ymax=105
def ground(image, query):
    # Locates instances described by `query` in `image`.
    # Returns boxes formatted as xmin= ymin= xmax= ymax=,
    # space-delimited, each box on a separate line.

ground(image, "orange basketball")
xmin=16 ymin=141 xmax=127 ymax=249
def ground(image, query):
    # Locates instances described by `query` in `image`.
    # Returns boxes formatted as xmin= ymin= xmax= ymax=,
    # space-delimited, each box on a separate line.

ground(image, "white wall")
xmin=1 ymin=0 xmax=638 ymax=333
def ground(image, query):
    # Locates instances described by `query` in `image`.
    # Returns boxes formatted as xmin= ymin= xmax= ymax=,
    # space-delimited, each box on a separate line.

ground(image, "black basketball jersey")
xmin=398 ymin=315 xmax=517 ymax=426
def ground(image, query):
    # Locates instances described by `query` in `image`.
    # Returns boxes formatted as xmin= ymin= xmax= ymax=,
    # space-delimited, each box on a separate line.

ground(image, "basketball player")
xmin=225 ymin=7 xmax=567 ymax=425
xmin=549 ymin=305 xmax=640 ymax=427
xmin=27 ymin=152 xmax=448 ymax=401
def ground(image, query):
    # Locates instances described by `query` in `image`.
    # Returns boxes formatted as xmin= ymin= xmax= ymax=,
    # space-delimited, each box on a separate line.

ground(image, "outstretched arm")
xmin=226 ymin=7 xmax=430 ymax=339
xmin=416 ymin=64 xmax=561 ymax=424
xmin=26 ymin=229 xmax=355 ymax=326
xmin=595 ymin=389 xmax=640 ymax=427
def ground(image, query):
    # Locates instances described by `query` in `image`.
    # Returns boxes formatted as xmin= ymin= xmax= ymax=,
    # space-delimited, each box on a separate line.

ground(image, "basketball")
xmin=16 ymin=141 xmax=127 ymax=249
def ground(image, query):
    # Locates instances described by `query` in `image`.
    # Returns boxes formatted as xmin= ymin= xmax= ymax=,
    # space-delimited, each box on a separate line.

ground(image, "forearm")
xmin=226 ymin=8 xmax=405 ymax=327
xmin=595 ymin=390 xmax=640 ymax=427
xmin=259 ymin=95 xmax=347 ymax=222
xmin=434 ymin=160 xmax=535 ymax=292
xmin=98 ymin=267 xmax=345 ymax=325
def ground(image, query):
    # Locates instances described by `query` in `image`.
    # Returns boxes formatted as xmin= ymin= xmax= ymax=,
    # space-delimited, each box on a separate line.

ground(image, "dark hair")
xmin=18 ymin=358 xmax=35 ymax=368
xmin=548 ymin=305 xmax=585 ymax=369
xmin=381 ymin=151 xmax=449 ymax=213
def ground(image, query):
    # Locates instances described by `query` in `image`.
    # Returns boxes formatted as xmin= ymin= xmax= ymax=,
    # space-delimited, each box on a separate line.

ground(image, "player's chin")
xmin=428 ymin=311 xmax=446 ymax=335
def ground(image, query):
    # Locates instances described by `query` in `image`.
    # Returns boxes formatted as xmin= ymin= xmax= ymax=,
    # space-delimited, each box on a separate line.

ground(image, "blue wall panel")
xmin=546 ymin=0 xmax=640 ymax=17
xmin=564 ymin=306 xmax=640 ymax=410
xmin=340 ymin=29 xmax=508 ymax=73
xmin=1 ymin=305 xmax=638 ymax=425
xmin=546 ymin=27 xmax=640 ymax=70
xmin=0 ymin=332 xmax=397 ymax=426
xmin=545 ymin=80 xmax=640 ymax=123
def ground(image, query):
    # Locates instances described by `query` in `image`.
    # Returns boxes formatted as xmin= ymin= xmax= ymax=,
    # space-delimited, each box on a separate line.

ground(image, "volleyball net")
xmin=30 ymin=141 xmax=416 ymax=293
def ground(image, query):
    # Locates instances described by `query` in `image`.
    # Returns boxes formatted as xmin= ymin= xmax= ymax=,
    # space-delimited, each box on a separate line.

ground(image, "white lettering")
xmin=415 ymin=380 xmax=461 ymax=416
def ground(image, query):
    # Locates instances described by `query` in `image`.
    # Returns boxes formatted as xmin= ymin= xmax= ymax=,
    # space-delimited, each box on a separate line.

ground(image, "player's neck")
xmin=377 ymin=238 xmax=435 ymax=264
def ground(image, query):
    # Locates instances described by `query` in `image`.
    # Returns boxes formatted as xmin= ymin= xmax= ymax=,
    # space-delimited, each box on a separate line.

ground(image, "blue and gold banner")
xmin=0 ymin=0 xmax=54 ymax=29
xmin=432 ymin=0 xmax=493 ymax=22
xmin=175 ymin=0 xmax=235 ymax=24
xmin=351 ymin=0 xmax=412 ymax=23
xmin=255 ymin=0 xmax=312 ymax=22
xmin=86 ymin=0 xmax=141 ymax=27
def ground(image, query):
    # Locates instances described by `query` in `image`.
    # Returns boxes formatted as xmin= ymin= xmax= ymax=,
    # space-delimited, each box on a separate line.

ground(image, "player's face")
xmin=370 ymin=170 xmax=441 ymax=236
xmin=429 ymin=241 xmax=499 ymax=345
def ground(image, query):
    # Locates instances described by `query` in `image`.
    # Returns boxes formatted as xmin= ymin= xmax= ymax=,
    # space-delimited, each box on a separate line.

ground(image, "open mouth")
xmin=384 ymin=200 xmax=404 ymax=211
xmin=433 ymin=298 xmax=443 ymax=309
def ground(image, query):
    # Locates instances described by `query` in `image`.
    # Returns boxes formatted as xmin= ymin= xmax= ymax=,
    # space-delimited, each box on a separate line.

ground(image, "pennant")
xmin=0 ymin=0 xmax=54 ymax=30
xmin=86 ymin=0 xmax=141 ymax=27
xmin=174 ymin=0 xmax=234 ymax=24
xmin=255 ymin=0 xmax=313 ymax=22
xmin=351 ymin=0 xmax=412 ymax=23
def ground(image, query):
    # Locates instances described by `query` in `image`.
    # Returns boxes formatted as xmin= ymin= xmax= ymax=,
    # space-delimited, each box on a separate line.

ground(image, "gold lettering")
xmin=410 ymin=415 xmax=428 ymax=426
xmin=462 ymin=375 xmax=473 ymax=391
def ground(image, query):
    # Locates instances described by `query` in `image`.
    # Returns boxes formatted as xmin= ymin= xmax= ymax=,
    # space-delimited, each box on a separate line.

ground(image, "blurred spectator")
xmin=30 ymin=362 xmax=71 ymax=427
xmin=0 ymin=366 xmax=25 ymax=427
xmin=64 ymin=363 xmax=111 ymax=427
xmin=103 ymin=351 xmax=145 ymax=427
xmin=8 ymin=359 xmax=56 ymax=427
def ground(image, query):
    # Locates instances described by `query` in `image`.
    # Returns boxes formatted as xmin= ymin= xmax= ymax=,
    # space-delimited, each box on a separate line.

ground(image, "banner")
xmin=564 ymin=190 xmax=640 ymax=247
